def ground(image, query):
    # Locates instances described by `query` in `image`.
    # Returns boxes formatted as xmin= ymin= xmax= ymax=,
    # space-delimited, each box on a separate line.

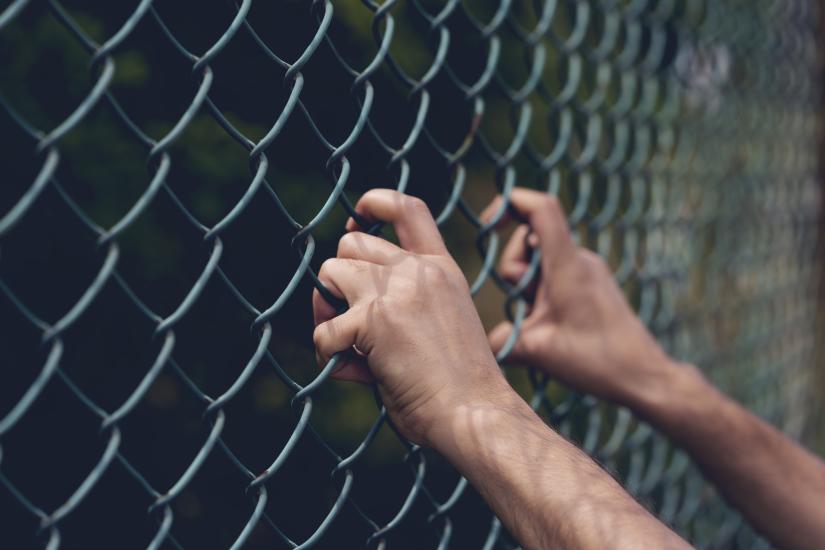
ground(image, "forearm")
xmin=629 ymin=361 xmax=825 ymax=549
xmin=429 ymin=385 xmax=689 ymax=549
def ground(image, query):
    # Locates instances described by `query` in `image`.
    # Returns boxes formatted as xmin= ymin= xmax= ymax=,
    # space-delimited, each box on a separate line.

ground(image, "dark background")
xmin=0 ymin=0 xmax=689 ymax=548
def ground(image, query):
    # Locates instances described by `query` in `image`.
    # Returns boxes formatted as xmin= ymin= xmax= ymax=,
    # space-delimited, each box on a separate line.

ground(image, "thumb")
xmin=488 ymin=321 xmax=525 ymax=362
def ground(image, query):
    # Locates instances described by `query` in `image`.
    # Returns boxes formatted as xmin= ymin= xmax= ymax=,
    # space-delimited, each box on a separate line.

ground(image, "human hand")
xmin=312 ymin=189 xmax=516 ymax=446
xmin=484 ymin=188 xmax=676 ymax=407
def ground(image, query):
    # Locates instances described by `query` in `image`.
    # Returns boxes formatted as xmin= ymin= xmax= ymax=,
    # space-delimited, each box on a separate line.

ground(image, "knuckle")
xmin=312 ymin=324 xmax=325 ymax=348
xmin=541 ymin=194 xmax=561 ymax=213
xmin=343 ymin=257 xmax=368 ymax=274
xmin=318 ymin=258 xmax=337 ymax=280
xmin=421 ymin=260 xmax=454 ymax=287
xmin=499 ymin=261 xmax=520 ymax=280
xmin=359 ymin=188 xmax=385 ymax=204
xmin=443 ymin=260 xmax=466 ymax=282
xmin=578 ymin=249 xmax=610 ymax=277
xmin=337 ymin=232 xmax=358 ymax=257
xmin=403 ymin=195 xmax=429 ymax=214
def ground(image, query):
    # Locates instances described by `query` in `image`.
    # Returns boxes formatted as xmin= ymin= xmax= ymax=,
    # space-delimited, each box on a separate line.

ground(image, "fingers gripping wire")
xmin=0 ymin=0 xmax=820 ymax=548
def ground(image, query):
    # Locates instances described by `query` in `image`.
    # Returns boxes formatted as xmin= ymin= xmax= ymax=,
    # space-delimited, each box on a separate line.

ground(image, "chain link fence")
xmin=0 ymin=0 xmax=821 ymax=548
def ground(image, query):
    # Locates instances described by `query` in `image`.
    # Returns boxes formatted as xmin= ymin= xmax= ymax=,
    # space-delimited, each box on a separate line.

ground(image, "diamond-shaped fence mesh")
xmin=0 ymin=0 xmax=822 ymax=548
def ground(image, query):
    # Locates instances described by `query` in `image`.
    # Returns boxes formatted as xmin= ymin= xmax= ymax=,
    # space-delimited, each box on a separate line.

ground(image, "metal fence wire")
xmin=0 ymin=0 xmax=821 ymax=548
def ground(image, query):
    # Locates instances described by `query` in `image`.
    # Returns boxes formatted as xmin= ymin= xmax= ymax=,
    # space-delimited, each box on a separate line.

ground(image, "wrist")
xmin=425 ymin=375 xmax=533 ymax=457
xmin=608 ymin=329 xmax=694 ymax=409
xmin=626 ymin=359 xmax=717 ymax=438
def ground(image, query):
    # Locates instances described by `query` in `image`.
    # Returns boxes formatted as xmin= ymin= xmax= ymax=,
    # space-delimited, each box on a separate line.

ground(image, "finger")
xmin=489 ymin=318 xmax=545 ymax=363
xmin=317 ymin=258 xmax=377 ymax=304
xmin=336 ymin=231 xmax=406 ymax=265
xmin=479 ymin=195 xmax=507 ymax=227
xmin=481 ymin=189 xmax=574 ymax=269
xmin=332 ymin=356 xmax=374 ymax=384
xmin=315 ymin=348 xmax=374 ymax=384
xmin=498 ymin=225 xmax=531 ymax=283
xmin=345 ymin=189 xmax=447 ymax=255
xmin=313 ymin=303 xmax=374 ymax=384
xmin=488 ymin=321 xmax=525 ymax=362
xmin=313 ymin=288 xmax=337 ymax=327
xmin=480 ymin=189 xmax=568 ymax=235
xmin=313 ymin=306 xmax=368 ymax=366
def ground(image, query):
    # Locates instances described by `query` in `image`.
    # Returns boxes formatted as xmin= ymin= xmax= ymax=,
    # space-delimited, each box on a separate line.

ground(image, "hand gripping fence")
xmin=0 ymin=0 xmax=821 ymax=548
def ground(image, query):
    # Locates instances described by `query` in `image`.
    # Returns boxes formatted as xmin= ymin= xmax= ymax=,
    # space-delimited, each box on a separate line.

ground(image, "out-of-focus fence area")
xmin=0 ymin=0 xmax=822 ymax=548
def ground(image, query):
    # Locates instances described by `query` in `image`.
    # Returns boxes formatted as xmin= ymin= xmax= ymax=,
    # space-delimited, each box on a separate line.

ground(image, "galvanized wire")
xmin=0 ymin=0 xmax=821 ymax=548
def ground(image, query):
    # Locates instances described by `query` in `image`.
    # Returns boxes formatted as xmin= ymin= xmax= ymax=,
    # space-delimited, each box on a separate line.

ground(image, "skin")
xmin=312 ymin=189 xmax=688 ymax=549
xmin=485 ymin=188 xmax=825 ymax=550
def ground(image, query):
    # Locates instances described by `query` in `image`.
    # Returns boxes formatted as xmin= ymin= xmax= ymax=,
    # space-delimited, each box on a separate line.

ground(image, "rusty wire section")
xmin=0 ymin=0 xmax=821 ymax=548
